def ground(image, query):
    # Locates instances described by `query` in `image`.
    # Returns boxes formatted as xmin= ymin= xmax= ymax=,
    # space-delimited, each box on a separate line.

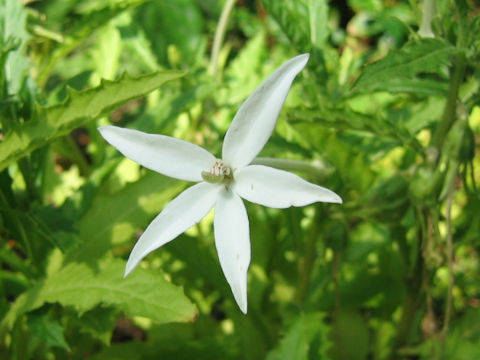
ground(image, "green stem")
xmin=430 ymin=53 xmax=466 ymax=152
xmin=0 ymin=246 xmax=35 ymax=278
xmin=4 ymin=103 xmax=39 ymax=201
xmin=391 ymin=259 xmax=424 ymax=358
xmin=209 ymin=0 xmax=236 ymax=77
xmin=0 ymin=192 xmax=34 ymax=269
xmin=430 ymin=0 xmax=467 ymax=153
xmin=438 ymin=185 xmax=455 ymax=356
xmin=294 ymin=208 xmax=321 ymax=305
xmin=65 ymin=134 xmax=91 ymax=176
xmin=18 ymin=158 xmax=39 ymax=201
xmin=390 ymin=209 xmax=426 ymax=358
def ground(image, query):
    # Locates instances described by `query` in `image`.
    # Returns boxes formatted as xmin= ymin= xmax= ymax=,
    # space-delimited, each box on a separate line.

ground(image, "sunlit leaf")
xmin=65 ymin=171 xmax=184 ymax=263
xmin=330 ymin=309 xmax=369 ymax=360
xmin=2 ymin=257 xmax=197 ymax=331
xmin=1 ymin=0 xmax=30 ymax=94
xmin=0 ymin=70 xmax=185 ymax=172
xmin=352 ymin=38 xmax=458 ymax=93
xmin=266 ymin=313 xmax=331 ymax=360
xmin=261 ymin=0 xmax=310 ymax=50
xmin=28 ymin=314 xmax=71 ymax=351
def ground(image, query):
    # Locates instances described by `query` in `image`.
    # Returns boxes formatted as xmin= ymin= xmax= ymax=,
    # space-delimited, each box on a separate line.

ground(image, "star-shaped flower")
xmin=98 ymin=53 xmax=342 ymax=314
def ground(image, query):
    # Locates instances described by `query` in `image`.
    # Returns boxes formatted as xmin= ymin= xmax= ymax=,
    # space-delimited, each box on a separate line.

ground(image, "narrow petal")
xmin=125 ymin=182 xmax=221 ymax=276
xmin=233 ymin=165 xmax=342 ymax=208
xmin=214 ymin=189 xmax=250 ymax=314
xmin=99 ymin=125 xmax=216 ymax=182
xmin=222 ymin=54 xmax=310 ymax=169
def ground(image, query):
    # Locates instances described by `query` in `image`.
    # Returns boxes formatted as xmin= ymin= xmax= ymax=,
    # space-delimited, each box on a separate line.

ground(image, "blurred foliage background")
xmin=1 ymin=0 xmax=479 ymax=359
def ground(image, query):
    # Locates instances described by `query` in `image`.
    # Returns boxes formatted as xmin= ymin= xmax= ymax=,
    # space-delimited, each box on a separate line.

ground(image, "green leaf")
xmin=225 ymin=32 xmax=266 ymax=104
xmin=261 ymin=0 xmax=329 ymax=51
xmin=27 ymin=314 xmax=70 ymax=351
xmin=357 ymin=78 xmax=449 ymax=96
xmin=134 ymin=0 xmax=204 ymax=66
xmin=2 ymin=257 xmax=197 ymax=331
xmin=352 ymin=38 xmax=458 ymax=93
xmin=36 ymin=0 xmax=150 ymax=86
xmin=308 ymin=0 xmax=329 ymax=49
xmin=266 ymin=313 xmax=331 ymax=360
xmin=76 ymin=307 xmax=118 ymax=345
xmin=1 ymin=0 xmax=30 ymax=94
xmin=261 ymin=0 xmax=310 ymax=51
xmin=65 ymin=171 xmax=184 ymax=263
xmin=330 ymin=309 xmax=369 ymax=360
xmin=88 ymin=336 xmax=234 ymax=360
xmin=0 ymin=70 xmax=186 ymax=172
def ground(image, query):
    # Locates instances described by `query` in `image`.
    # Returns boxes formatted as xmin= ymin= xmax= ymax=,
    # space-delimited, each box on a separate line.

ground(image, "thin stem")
xmin=430 ymin=54 xmax=466 ymax=151
xmin=0 ymin=246 xmax=35 ymax=278
xmin=430 ymin=1 xmax=466 ymax=152
xmin=0 ymin=191 xmax=34 ymax=268
xmin=468 ymin=161 xmax=477 ymax=193
xmin=294 ymin=208 xmax=321 ymax=305
xmin=332 ymin=249 xmax=347 ymax=358
xmin=422 ymin=215 xmax=434 ymax=302
xmin=65 ymin=134 xmax=91 ymax=176
xmin=209 ymin=0 xmax=236 ymax=77
xmin=18 ymin=158 xmax=39 ymax=201
xmin=422 ymin=213 xmax=437 ymax=359
xmin=391 ymin=208 xmax=426 ymax=359
xmin=439 ymin=186 xmax=455 ymax=353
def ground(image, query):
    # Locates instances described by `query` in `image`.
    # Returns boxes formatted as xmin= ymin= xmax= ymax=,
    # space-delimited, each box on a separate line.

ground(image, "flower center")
xmin=201 ymin=160 xmax=233 ymax=184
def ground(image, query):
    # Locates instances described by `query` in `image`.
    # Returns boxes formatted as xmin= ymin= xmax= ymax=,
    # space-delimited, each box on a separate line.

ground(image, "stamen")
xmin=201 ymin=160 xmax=232 ymax=183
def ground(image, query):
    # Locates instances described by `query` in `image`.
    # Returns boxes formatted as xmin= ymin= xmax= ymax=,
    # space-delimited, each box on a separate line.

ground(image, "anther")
xmin=201 ymin=160 xmax=232 ymax=183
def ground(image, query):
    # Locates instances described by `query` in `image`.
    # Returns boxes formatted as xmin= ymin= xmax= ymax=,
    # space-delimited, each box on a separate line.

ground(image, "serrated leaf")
xmin=352 ymin=38 xmax=458 ymax=92
xmin=76 ymin=307 xmax=118 ymax=345
xmin=261 ymin=0 xmax=310 ymax=51
xmin=28 ymin=314 xmax=70 ymax=351
xmin=353 ymin=78 xmax=449 ymax=96
xmin=266 ymin=313 xmax=331 ymax=360
xmin=0 ymin=70 xmax=186 ymax=172
xmin=37 ymin=0 xmax=150 ymax=86
xmin=2 ymin=257 xmax=197 ymax=331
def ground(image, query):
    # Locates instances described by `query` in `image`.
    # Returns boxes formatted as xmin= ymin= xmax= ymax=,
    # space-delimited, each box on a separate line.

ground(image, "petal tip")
xmin=235 ymin=293 xmax=248 ymax=314
xmin=124 ymin=259 xmax=137 ymax=277
xmin=291 ymin=53 xmax=310 ymax=70
xmin=298 ymin=52 xmax=310 ymax=62
xmin=240 ymin=304 xmax=248 ymax=314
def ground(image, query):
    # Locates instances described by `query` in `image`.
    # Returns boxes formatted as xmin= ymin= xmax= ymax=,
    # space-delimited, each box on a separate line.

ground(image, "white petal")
xmin=99 ymin=125 xmax=216 ymax=182
xmin=125 ymin=182 xmax=221 ymax=276
xmin=233 ymin=165 xmax=342 ymax=208
xmin=214 ymin=189 xmax=250 ymax=314
xmin=222 ymin=54 xmax=310 ymax=168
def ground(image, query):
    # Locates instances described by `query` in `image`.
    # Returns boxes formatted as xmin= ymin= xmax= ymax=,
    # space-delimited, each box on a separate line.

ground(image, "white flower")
xmin=98 ymin=53 xmax=342 ymax=314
